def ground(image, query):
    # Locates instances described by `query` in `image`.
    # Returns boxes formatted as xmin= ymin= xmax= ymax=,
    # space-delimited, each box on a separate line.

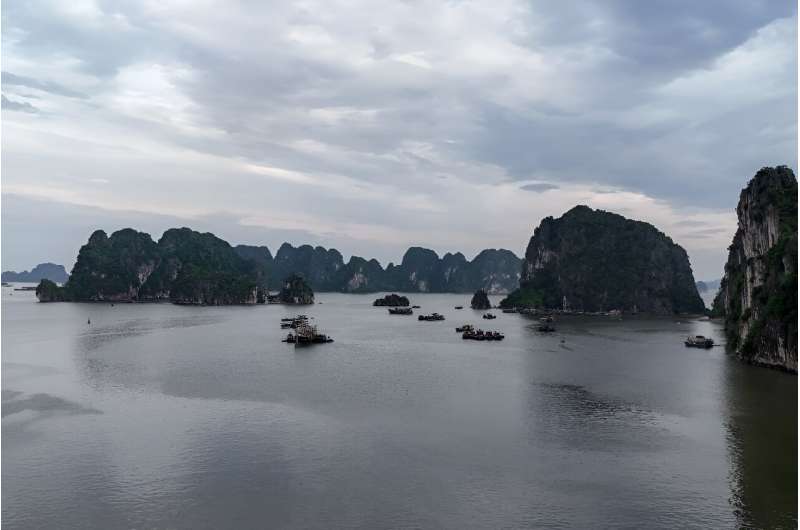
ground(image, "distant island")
xmin=713 ymin=166 xmax=797 ymax=372
xmin=695 ymin=279 xmax=721 ymax=294
xmin=35 ymin=227 xmax=521 ymax=303
xmin=235 ymin=243 xmax=521 ymax=294
xmin=2 ymin=263 xmax=68 ymax=283
xmin=500 ymin=205 xmax=705 ymax=314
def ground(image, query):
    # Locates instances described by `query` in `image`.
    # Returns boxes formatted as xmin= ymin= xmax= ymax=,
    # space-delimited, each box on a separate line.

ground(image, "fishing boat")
xmin=389 ymin=307 xmax=413 ymax=315
xmin=418 ymin=313 xmax=445 ymax=321
xmin=462 ymin=329 xmax=504 ymax=341
xmin=482 ymin=313 xmax=497 ymax=320
xmin=455 ymin=324 xmax=474 ymax=333
xmin=290 ymin=322 xmax=334 ymax=345
xmin=685 ymin=335 xmax=714 ymax=348
xmin=454 ymin=306 xmax=463 ymax=310
xmin=411 ymin=305 xmax=421 ymax=309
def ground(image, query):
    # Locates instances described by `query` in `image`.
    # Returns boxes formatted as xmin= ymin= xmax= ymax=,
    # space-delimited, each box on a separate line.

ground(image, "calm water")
xmin=2 ymin=286 xmax=796 ymax=529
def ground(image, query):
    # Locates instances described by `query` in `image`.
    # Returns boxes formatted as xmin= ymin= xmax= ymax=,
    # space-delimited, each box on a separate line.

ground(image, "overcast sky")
xmin=2 ymin=0 xmax=797 ymax=279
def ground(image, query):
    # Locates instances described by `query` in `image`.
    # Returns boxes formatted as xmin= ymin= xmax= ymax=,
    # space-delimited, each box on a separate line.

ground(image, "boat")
xmin=418 ymin=313 xmax=445 ymax=321
xmin=539 ymin=316 xmax=554 ymax=323
xmin=462 ymin=329 xmax=504 ymax=341
xmin=455 ymin=324 xmax=474 ymax=333
xmin=389 ymin=307 xmax=413 ymax=315
xmin=454 ymin=306 xmax=463 ymax=310
xmin=290 ymin=322 xmax=334 ymax=345
xmin=537 ymin=324 xmax=556 ymax=332
xmin=412 ymin=305 xmax=421 ymax=309
xmin=685 ymin=335 xmax=714 ymax=348
xmin=482 ymin=313 xmax=497 ymax=320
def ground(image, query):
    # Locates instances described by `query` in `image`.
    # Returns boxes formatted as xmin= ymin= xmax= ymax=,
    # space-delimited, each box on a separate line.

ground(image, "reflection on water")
xmin=2 ymin=292 xmax=797 ymax=529
xmin=724 ymin=361 xmax=798 ymax=529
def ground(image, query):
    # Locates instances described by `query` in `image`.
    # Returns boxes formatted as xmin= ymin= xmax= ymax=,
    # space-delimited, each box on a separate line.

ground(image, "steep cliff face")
xmin=501 ymin=205 xmax=705 ymax=314
xmin=713 ymin=166 xmax=797 ymax=372
xmin=266 ymin=243 xmax=521 ymax=293
xmin=65 ymin=229 xmax=160 ymax=302
xmin=470 ymin=289 xmax=491 ymax=310
xmin=42 ymin=227 xmax=263 ymax=304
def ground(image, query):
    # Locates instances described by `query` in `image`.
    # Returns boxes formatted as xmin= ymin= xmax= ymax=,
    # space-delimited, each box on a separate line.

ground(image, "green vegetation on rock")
xmin=713 ymin=166 xmax=797 ymax=371
xmin=501 ymin=205 xmax=705 ymax=314
xmin=279 ymin=274 xmax=314 ymax=304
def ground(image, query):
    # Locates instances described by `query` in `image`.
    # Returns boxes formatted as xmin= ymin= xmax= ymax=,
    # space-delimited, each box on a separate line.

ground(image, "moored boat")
xmin=418 ymin=312 xmax=445 ymax=321
xmin=389 ymin=307 xmax=413 ymax=315
xmin=685 ymin=335 xmax=714 ymax=348
xmin=482 ymin=313 xmax=497 ymax=320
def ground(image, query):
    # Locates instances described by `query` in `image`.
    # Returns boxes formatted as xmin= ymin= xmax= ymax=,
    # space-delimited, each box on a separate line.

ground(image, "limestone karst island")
xmin=3 ymin=2 xmax=797 ymax=527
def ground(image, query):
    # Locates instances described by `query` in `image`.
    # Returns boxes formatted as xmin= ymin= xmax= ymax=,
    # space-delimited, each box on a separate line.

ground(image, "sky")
xmin=1 ymin=0 xmax=797 ymax=279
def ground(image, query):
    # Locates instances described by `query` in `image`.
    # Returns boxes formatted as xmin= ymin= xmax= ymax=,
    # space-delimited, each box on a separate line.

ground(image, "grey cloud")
xmin=0 ymin=0 xmax=796 ymax=280
xmin=520 ymin=183 xmax=559 ymax=193
xmin=2 ymin=71 xmax=88 ymax=98
xmin=2 ymin=94 xmax=39 ymax=113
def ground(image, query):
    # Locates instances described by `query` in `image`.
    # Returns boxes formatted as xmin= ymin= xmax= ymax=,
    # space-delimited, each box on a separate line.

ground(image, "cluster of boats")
xmin=455 ymin=325 xmax=504 ymax=341
xmin=418 ymin=313 xmax=445 ymax=321
xmin=280 ymin=315 xmax=334 ymax=345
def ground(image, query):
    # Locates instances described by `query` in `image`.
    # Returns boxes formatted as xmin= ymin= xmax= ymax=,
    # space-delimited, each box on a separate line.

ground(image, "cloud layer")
xmin=2 ymin=0 xmax=797 ymax=278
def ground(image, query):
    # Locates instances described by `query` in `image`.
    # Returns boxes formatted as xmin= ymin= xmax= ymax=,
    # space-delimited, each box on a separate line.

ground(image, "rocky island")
xmin=237 ymin=243 xmax=521 ymax=294
xmin=279 ymin=274 xmax=314 ymax=305
xmin=713 ymin=166 xmax=797 ymax=372
xmin=470 ymin=289 xmax=491 ymax=310
xmin=3 ymin=263 xmax=69 ymax=283
xmin=501 ymin=205 xmax=705 ymax=314
xmin=37 ymin=228 xmax=266 ymax=305
xmin=373 ymin=294 xmax=411 ymax=307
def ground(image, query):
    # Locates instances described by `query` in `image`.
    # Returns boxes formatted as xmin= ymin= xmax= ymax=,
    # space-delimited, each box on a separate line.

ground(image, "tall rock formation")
xmin=713 ymin=166 xmax=797 ymax=372
xmin=501 ymin=205 xmax=705 ymax=314
xmin=39 ymin=227 xmax=263 ymax=304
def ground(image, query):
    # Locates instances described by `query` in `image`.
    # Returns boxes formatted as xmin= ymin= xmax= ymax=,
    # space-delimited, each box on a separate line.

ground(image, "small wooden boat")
xmin=418 ymin=313 xmax=445 ymax=321
xmin=685 ymin=335 xmax=714 ymax=348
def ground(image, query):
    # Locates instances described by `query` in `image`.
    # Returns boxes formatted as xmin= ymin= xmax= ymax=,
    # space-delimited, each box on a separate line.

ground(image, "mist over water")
xmin=2 ymin=286 xmax=796 ymax=529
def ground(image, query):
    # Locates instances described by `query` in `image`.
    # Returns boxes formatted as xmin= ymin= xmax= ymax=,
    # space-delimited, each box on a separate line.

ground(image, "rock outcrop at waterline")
xmin=279 ymin=274 xmax=314 ymax=305
xmin=500 ymin=205 xmax=705 ymax=314
xmin=713 ymin=167 xmax=797 ymax=372
xmin=373 ymin=294 xmax=410 ymax=307
xmin=470 ymin=289 xmax=491 ymax=310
